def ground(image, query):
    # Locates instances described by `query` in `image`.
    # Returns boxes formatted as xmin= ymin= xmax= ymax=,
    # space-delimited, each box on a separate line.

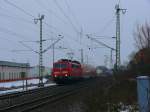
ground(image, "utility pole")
xmin=80 ymin=28 xmax=84 ymax=63
xmin=50 ymin=38 xmax=56 ymax=64
xmin=104 ymin=55 xmax=109 ymax=68
xmin=53 ymin=44 xmax=55 ymax=64
xmin=115 ymin=4 xmax=126 ymax=70
xmin=85 ymin=55 xmax=88 ymax=65
xmin=81 ymin=49 xmax=84 ymax=63
xmin=34 ymin=15 xmax=44 ymax=86
xmin=110 ymin=48 xmax=113 ymax=68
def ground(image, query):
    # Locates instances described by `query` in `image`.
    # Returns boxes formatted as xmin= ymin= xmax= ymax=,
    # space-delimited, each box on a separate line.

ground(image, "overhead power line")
xmin=53 ymin=0 xmax=79 ymax=34
xmin=19 ymin=41 xmax=39 ymax=54
xmin=0 ymin=12 xmax=34 ymax=24
xmin=64 ymin=0 xmax=81 ymax=28
xmin=4 ymin=0 xmax=54 ymax=32
xmin=43 ymin=36 xmax=64 ymax=53
xmin=43 ymin=22 xmax=80 ymax=44
xmin=95 ymin=17 xmax=115 ymax=35
xmin=0 ymin=27 xmax=28 ymax=40
xmin=92 ymin=35 xmax=116 ymax=39
xmin=3 ymin=0 xmax=56 ymax=41
xmin=11 ymin=50 xmax=34 ymax=52
xmin=87 ymin=34 xmax=115 ymax=50
xmin=34 ymin=0 xmax=68 ymax=25
xmin=4 ymin=0 xmax=35 ymax=18
xmin=0 ymin=12 xmax=43 ymax=35
xmin=3 ymin=0 xmax=87 ymax=52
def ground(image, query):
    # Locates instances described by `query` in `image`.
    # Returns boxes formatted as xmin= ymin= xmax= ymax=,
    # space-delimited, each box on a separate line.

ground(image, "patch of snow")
xmin=0 ymin=78 xmax=56 ymax=95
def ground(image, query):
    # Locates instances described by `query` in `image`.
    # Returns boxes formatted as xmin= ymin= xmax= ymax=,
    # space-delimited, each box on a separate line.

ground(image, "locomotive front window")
xmin=72 ymin=64 xmax=80 ymax=69
xmin=54 ymin=64 xmax=61 ymax=68
xmin=61 ymin=64 xmax=67 ymax=68
xmin=54 ymin=63 xmax=67 ymax=68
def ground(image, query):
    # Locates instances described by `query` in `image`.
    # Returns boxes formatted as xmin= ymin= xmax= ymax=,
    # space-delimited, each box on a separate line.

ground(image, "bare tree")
xmin=134 ymin=22 xmax=150 ymax=50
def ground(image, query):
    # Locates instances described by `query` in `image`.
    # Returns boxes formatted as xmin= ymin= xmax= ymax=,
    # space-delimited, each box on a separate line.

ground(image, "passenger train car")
xmin=51 ymin=59 xmax=96 ymax=84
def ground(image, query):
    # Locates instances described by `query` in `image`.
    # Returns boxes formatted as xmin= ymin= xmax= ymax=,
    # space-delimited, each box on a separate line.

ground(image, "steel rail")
xmin=0 ymin=84 xmax=56 ymax=100
xmin=0 ymin=82 xmax=89 ymax=112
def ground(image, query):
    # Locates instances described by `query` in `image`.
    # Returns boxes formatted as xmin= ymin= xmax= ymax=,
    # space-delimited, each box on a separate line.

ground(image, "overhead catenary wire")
xmin=4 ymin=0 xmax=35 ymax=18
xmin=0 ymin=22 xmax=38 ymax=52
xmin=43 ymin=0 xmax=95 ymax=63
xmin=42 ymin=36 xmax=64 ymax=53
xmin=0 ymin=26 xmax=41 ymax=55
xmin=42 ymin=23 xmax=88 ymax=61
xmin=43 ymin=22 xmax=81 ymax=46
xmin=4 ymin=0 xmax=54 ymax=34
xmin=87 ymin=34 xmax=115 ymax=50
xmin=53 ymin=0 xmax=80 ymax=34
xmin=3 ymin=0 xmax=91 ymax=63
xmin=0 ymin=2 xmax=53 ymax=40
xmin=3 ymin=0 xmax=59 ymax=46
xmin=0 ymin=12 xmax=43 ymax=35
xmin=44 ymin=20 xmax=91 ymax=57
xmin=6 ymin=3 xmax=82 ymax=48
xmin=0 ymin=34 xmax=38 ymax=55
xmin=92 ymin=35 xmax=116 ymax=39
xmin=4 ymin=0 xmax=85 ymax=48
xmin=64 ymin=0 xmax=81 ymax=28
xmin=0 ymin=34 xmax=20 ymax=46
xmin=34 ymin=0 xmax=68 ymax=25
xmin=3 ymin=1 xmax=57 ymax=39
xmin=3 ymin=0 xmax=73 ymax=35
xmin=0 ymin=11 xmax=34 ymax=25
xmin=0 ymin=27 xmax=29 ymax=40
xmin=19 ymin=41 xmax=39 ymax=54
xmin=0 ymin=13 xmax=53 ymax=44
xmin=63 ymin=0 xmax=84 ymax=47
xmin=44 ymin=20 xmax=89 ymax=50
xmin=95 ymin=16 xmax=115 ymax=35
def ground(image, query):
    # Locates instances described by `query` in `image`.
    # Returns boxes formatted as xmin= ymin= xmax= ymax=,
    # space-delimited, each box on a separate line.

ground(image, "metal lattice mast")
xmin=81 ymin=49 xmax=84 ymax=63
xmin=80 ymin=28 xmax=84 ymax=63
xmin=39 ymin=15 xmax=44 ymax=84
xmin=115 ymin=4 xmax=126 ymax=70
xmin=110 ymin=48 xmax=113 ymax=68
xmin=34 ymin=15 xmax=44 ymax=85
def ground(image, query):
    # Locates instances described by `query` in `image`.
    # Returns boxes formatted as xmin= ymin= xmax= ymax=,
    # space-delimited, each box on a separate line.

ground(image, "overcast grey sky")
xmin=0 ymin=0 xmax=149 ymax=67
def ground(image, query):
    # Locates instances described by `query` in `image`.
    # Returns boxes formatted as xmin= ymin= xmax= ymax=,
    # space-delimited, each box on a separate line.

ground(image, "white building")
xmin=0 ymin=61 xmax=51 ymax=82
xmin=0 ymin=61 xmax=30 ymax=82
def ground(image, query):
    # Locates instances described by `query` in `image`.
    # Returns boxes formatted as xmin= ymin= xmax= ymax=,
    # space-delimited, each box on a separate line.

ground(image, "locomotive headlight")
xmin=65 ymin=74 xmax=68 ymax=77
xmin=62 ymin=71 xmax=68 ymax=74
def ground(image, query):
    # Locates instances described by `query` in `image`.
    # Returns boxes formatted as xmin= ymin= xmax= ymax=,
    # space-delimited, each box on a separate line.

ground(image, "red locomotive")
xmin=51 ymin=59 xmax=96 ymax=84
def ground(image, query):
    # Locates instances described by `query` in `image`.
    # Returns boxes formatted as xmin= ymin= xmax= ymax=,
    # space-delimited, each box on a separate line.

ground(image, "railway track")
xmin=0 ymin=84 xmax=87 ymax=112
xmin=0 ymin=84 xmax=59 ymax=109
xmin=0 ymin=84 xmax=55 ymax=100
xmin=0 ymin=77 xmax=113 ymax=112
xmin=0 ymin=78 xmax=99 ymax=112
